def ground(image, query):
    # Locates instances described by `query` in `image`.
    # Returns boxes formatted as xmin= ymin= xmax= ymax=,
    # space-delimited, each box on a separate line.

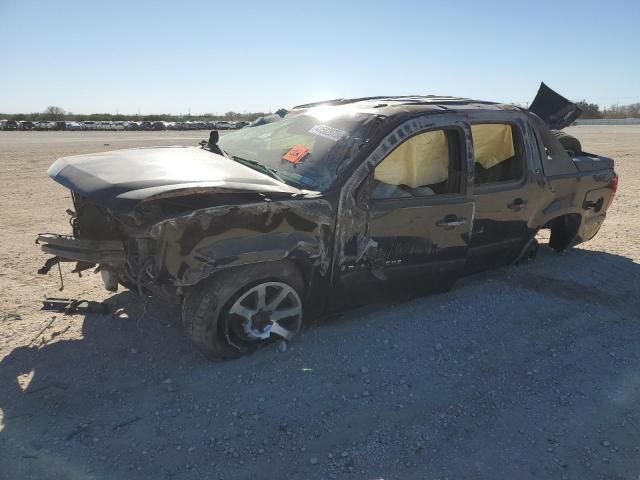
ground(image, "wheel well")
xmin=185 ymin=260 xmax=306 ymax=300
xmin=545 ymin=213 xmax=582 ymax=252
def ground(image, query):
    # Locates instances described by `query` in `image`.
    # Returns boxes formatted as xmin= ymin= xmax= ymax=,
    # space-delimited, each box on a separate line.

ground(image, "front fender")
xmin=149 ymin=199 xmax=334 ymax=287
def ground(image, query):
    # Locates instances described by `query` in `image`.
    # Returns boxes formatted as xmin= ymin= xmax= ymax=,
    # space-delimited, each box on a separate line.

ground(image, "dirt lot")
xmin=0 ymin=127 xmax=638 ymax=480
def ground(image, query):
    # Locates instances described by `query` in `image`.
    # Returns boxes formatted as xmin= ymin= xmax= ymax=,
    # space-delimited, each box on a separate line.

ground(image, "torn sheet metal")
xmin=150 ymin=199 xmax=334 ymax=287
xmin=529 ymin=82 xmax=582 ymax=130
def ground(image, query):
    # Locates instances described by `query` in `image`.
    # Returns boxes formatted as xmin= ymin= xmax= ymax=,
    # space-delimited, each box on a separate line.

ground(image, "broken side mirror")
xmin=209 ymin=130 xmax=220 ymax=146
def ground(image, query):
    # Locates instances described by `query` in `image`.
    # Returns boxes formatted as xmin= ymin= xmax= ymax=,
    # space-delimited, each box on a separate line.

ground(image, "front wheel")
xmin=182 ymin=262 xmax=304 ymax=361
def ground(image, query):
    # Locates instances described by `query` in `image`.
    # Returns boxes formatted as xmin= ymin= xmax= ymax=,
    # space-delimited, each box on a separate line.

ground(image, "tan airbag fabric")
xmin=374 ymin=130 xmax=449 ymax=188
xmin=471 ymin=124 xmax=515 ymax=169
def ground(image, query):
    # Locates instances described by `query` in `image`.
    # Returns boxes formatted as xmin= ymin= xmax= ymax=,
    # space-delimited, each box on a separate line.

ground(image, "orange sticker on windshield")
xmin=282 ymin=145 xmax=310 ymax=164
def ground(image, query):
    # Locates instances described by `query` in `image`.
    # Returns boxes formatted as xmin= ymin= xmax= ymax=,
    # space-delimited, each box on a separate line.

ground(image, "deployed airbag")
xmin=471 ymin=124 xmax=515 ymax=169
xmin=374 ymin=130 xmax=449 ymax=188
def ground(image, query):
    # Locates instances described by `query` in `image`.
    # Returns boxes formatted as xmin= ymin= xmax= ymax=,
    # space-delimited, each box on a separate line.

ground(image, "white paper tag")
xmin=308 ymin=124 xmax=347 ymax=142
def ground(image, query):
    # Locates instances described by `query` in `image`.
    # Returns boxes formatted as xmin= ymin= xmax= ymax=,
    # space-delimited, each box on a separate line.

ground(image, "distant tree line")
xmin=3 ymin=101 xmax=640 ymax=122
xmin=575 ymin=101 xmax=640 ymax=119
xmin=0 ymin=106 xmax=271 ymax=122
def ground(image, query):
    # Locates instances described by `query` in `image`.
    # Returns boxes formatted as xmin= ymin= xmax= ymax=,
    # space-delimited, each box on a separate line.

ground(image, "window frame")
xmin=366 ymin=125 xmax=468 ymax=207
xmin=527 ymin=116 xmax=578 ymax=177
xmin=470 ymin=120 xmax=528 ymax=193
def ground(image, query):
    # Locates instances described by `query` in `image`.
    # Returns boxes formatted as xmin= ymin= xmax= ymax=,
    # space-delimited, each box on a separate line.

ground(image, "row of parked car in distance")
xmin=0 ymin=119 xmax=250 ymax=131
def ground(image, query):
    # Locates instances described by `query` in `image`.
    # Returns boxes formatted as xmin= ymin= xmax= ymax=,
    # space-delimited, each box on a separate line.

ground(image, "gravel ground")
xmin=0 ymin=127 xmax=638 ymax=480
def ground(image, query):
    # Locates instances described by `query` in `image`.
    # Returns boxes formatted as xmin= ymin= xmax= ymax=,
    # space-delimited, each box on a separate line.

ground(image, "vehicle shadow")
xmin=0 ymin=291 xmax=197 ymax=478
xmin=1 ymin=246 xmax=639 ymax=479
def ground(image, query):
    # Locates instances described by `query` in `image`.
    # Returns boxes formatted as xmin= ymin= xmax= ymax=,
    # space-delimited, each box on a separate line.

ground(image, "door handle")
xmin=436 ymin=215 xmax=466 ymax=229
xmin=508 ymin=198 xmax=527 ymax=211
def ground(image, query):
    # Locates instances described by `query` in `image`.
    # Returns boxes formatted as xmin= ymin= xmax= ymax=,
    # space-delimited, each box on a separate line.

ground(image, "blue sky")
xmin=1 ymin=0 xmax=639 ymax=114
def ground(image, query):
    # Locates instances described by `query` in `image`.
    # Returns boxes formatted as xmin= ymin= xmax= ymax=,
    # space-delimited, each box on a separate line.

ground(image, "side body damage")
xmin=147 ymin=198 xmax=334 ymax=309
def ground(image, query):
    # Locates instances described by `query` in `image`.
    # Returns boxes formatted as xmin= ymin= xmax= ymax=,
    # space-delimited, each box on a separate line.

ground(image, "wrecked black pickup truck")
xmin=37 ymin=84 xmax=618 ymax=360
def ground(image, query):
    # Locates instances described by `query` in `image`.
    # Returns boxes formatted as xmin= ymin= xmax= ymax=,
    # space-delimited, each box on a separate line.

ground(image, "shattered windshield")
xmin=218 ymin=108 xmax=376 ymax=191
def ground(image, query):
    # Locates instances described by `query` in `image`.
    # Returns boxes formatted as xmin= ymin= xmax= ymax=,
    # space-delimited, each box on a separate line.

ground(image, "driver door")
xmin=331 ymin=115 xmax=474 ymax=306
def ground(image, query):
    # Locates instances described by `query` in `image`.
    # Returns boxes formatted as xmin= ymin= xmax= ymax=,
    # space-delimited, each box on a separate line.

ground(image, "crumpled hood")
xmin=47 ymin=146 xmax=302 ymax=210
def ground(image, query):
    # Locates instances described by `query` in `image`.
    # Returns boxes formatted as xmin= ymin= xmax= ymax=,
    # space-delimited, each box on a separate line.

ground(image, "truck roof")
xmin=292 ymin=95 xmax=525 ymax=116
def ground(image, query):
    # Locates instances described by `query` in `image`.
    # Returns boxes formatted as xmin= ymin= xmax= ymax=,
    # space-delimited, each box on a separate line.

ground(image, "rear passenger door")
xmin=465 ymin=115 xmax=538 ymax=273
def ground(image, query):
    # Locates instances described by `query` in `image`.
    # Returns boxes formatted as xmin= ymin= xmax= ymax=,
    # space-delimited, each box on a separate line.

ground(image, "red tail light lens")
xmin=606 ymin=175 xmax=618 ymax=210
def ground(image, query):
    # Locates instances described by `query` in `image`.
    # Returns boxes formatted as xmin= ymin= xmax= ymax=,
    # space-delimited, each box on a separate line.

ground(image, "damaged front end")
xmin=37 ymin=146 xmax=333 ymax=304
xmin=37 ymin=191 xmax=150 ymax=295
xmin=37 ymin=190 xmax=333 ymax=305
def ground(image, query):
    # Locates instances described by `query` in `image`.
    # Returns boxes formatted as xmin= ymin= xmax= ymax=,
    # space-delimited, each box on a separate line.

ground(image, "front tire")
xmin=182 ymin=262 xmax=304 ymax=361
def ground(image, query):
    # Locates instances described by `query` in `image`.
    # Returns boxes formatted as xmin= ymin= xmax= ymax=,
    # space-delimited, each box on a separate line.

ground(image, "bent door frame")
xmin=328 ymin=111 xmax=475 ymax=302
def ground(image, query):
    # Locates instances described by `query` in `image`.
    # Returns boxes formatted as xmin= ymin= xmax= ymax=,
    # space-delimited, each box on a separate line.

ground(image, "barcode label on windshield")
xmin=309 ymin=125 xmax=347 ymax=142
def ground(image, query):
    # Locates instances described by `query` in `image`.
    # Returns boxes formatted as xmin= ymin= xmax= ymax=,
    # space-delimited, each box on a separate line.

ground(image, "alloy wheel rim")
xmin=227 ymin=281 xmax=302 ymax=343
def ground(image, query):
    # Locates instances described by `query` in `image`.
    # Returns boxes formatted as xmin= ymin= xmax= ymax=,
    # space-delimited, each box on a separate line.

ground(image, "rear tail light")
xmin=606 ymin=175 xmax=618 ymax=210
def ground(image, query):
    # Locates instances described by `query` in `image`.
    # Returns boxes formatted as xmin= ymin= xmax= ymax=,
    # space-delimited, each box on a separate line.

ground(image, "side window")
xmin=472 ymin=123 xmax=524 ymax=185
xmin=372 ymin=129 xmax=461 ymax=200
xmin=532 ymin=120 xmax=577 ymax=176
